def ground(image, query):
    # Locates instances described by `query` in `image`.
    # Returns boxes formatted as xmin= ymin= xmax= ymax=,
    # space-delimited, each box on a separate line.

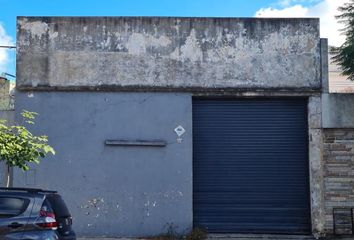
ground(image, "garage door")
xmin=193 ymin=98 xmax=310 ymax=234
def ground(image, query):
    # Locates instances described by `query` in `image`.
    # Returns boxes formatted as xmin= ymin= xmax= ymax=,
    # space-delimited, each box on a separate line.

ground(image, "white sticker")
xmin=174 ymin=125 xmax=186 ymax=137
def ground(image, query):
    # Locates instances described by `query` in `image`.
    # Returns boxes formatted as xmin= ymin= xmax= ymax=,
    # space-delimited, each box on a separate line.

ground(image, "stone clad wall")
xmin=323 ymin=129 xmax=354 ymax=234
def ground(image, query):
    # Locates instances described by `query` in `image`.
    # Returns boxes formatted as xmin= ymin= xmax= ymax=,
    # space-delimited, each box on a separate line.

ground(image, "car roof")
xmin=0 ymin=187 xmax=57 ymax=197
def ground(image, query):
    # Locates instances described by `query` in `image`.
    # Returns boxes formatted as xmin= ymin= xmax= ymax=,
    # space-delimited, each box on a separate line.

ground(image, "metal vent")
xmin=333 ymin=208 xmax=354 ymax=235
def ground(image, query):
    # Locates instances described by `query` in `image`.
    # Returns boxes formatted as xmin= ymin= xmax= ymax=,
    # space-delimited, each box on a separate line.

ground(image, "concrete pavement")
xmin=77 ymin=234 xmax=354 ymax=240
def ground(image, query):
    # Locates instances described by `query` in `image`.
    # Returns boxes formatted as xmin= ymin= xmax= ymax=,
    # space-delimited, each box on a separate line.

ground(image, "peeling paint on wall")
xmin=179 ymin=29 xmax=203 ymax=62
xmin=16 ymin=17 xmax=321 ymax=90
xmin=18 ymin=18 xmax=48 ymax=38
xmin=126 ymin=33 xmax=171 ymax=55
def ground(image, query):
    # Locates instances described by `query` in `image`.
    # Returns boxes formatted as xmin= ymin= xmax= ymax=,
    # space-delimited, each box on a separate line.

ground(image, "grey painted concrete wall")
xmin=14 ymin=92 xmax=193 ymax=237
xmin=17 ymin=17 xmax=320 ymax=91
xmin=322 ymin=93 xmax=354 ymax=128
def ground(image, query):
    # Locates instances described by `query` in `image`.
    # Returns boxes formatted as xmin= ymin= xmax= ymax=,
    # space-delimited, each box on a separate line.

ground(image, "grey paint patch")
xmin=17 ymin=17 xmax=321 ymax=91
xmin=322 ymin=93 xmax=354 ymax=128
xmin=13 ymin=92 xmax=193 ymax=237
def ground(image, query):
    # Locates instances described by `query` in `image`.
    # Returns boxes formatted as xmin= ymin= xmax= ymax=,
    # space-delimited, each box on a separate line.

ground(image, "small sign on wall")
xmin=174 ymin=125 xmax=185 ymax=143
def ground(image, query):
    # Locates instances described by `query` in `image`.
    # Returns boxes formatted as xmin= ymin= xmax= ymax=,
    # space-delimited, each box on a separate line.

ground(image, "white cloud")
xmin=255 ymin=0 xmax=347 ymax=46
xmin=0 ymin=23 xmax=13 ymax=73
xmin=277 ymin=0 xmax=322 ymax=8
xmin=256 ymin=4 xmax=308 ymax=17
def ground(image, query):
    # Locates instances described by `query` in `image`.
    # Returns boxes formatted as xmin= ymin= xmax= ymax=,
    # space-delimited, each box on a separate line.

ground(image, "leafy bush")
xmin=0 ymin=110 xmax=55 ymax=186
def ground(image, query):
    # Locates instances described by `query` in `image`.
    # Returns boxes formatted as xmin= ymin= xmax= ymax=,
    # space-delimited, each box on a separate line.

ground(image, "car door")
xmin=0 ymin=195 xmax=34 ymax=237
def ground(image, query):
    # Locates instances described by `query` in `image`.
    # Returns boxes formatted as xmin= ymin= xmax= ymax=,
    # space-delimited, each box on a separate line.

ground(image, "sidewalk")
xmin=77 ymin=234 xmax=354 ymax=240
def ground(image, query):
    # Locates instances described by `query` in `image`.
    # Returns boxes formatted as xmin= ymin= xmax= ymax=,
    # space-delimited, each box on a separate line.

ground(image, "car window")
xmin=46 ymin=195 xmax=70 ymax=218
xmin=41 ymin=199 xmax=54 ymax=212
xmin=0 ymin=197 xmax=29 ymax=217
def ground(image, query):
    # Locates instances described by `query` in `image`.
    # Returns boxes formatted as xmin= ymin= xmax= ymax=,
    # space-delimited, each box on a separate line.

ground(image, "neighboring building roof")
xmin=328 ymin=53 xmax=354 ymax=93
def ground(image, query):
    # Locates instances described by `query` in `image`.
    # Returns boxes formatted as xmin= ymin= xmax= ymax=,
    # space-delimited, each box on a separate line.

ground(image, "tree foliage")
xmin=332 ymin=0 xmax=354 ymax=81
xmin=0 ymin=111 xmax=55 ymax=171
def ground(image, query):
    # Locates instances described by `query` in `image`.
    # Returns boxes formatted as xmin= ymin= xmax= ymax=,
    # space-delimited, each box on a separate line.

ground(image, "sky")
xmin=0 ymin=0 xmax=349 ymax=80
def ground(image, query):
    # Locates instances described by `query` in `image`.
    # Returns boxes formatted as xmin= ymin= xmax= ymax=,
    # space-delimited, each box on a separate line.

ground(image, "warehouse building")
xmin=15 ymin=17 xmax=354 ymax=237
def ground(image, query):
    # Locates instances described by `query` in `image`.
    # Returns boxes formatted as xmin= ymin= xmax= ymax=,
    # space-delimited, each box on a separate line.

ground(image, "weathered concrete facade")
xmin=15 ymin=17 xmax=336 ymax=237
xmin=17 ymin=17 xmax=320 ymax=91
xmin=308 ymin=95 xmax=325 ymax=236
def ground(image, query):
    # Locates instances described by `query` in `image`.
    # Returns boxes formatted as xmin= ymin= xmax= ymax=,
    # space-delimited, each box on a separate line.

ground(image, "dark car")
xmin=0 ymin=187 xmax=75 ymax=240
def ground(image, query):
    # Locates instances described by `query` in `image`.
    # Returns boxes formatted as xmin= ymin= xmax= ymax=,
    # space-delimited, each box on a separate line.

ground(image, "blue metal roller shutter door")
xmin=193 ymin=98 xmax=311 ymax=234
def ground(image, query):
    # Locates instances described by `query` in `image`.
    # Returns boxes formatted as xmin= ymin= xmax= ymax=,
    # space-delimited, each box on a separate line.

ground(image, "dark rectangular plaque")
xmin=105 ymin=140 xmax=166 ymax=147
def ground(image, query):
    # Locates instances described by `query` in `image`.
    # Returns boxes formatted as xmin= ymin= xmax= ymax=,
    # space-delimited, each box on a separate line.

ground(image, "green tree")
xmin=0 ymin=111 xmax=55 ymax=187
xmin=332 ymin=0 xmax=354 ymax=80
